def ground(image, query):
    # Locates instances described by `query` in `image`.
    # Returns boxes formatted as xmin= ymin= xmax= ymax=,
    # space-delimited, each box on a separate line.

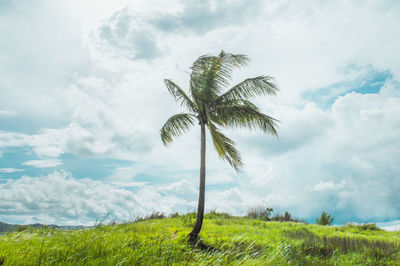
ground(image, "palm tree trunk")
xmin=188 ymin=122 xmax=206 ymax=243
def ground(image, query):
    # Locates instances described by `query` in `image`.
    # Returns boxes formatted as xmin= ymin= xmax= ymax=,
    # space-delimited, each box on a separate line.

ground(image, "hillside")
xmin=1 ymin=213 xmax=399 ymax=265
xmin=0 ymin=222 xmax=16 ymax=234
xmin=0 ymin=221 xmax=88 ymax=234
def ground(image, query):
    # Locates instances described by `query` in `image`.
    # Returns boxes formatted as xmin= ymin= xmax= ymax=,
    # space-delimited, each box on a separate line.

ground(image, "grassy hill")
xmin=0 ymin=221 xmax=88 ymax=234
xmin=1 ymin=212 xmax=399 ymax=265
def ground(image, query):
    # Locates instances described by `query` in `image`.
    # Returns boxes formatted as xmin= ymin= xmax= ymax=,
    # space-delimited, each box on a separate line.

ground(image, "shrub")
xmin=271 ymin=211 xmax=306 ymax=223
xmin=14 ymin=225 xmax=32 ymax=232
xmin=344 ymin=223 xmax=382 ymax=231
xmin=316 ymin=212 xmax=334 ymax=226
xmin=357 ymin=223 xmax=380 ymax=231
xmin=169 ymin=212 xmax=180 ymax=218
xmin=135 ymin=212 xmax=166 ymax=222
xmin=206 ymin=209 xmax=231 ymax=219
xmin=247 ymin=206 xmax=273 ymax=220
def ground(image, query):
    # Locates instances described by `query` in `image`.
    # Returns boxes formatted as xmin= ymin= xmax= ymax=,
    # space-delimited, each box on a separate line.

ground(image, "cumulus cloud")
xmin=0 ymin=171 xmax=195 ymax=225
xmin=84 ymin=0 xmax=264 ymax=63
xmin=1 ymin=0 xmax=400 ymax=226
xmin=2 ymin=87 xmax=400 ymax=224
xmin=0 ymin=79 xmax=154 ymax=160
xmin=232 ymin=91 xmax=400 ymax=223
xmin=85 ymin=8 xmax=161 ymax=61
xmin=303 ymin=65 xmax=393 ymax=108
xmin=158 ymin=179 xmax=197 ymax=201
xmin=0 ymin=131 xmax=31 ymax=148
xmin=0 ymin=171 xmax=139 ymax=225
xmin=149 ymin=0 xmax=264 ymax=34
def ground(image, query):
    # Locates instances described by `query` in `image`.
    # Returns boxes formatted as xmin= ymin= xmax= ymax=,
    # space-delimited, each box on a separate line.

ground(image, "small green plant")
xmin=316 ymin=212 xmax=334 ymax=226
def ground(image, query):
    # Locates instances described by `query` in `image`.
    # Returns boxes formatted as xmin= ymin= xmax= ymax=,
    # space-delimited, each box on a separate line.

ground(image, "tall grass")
xmin=0 ymin=212 xmax=399 ymax=265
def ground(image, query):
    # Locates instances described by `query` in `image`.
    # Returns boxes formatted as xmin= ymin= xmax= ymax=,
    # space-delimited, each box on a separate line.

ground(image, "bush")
xmin=316 ymin=212 xmax=334 ymax=226
xmin=247 ymin=206 xmax=273 ymax=220
xmin=135 ymin=212 xmax=166 ymax=222
xmin=345 ymin=223 xmax=381 ymax=231
xmin=206 ymin=209 xmax=231 ymax=219
xmin=271 ymin=211 xmax=305 ymax=223
xmin=14 ymin=225 xmax=32 ymax=232
xmin=169 ymin=212 xmax=180 ymax=218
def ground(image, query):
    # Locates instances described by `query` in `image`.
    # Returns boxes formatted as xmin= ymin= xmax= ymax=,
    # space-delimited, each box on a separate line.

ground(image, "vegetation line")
xmin=1 ymin=211 xmax=399 ymax=265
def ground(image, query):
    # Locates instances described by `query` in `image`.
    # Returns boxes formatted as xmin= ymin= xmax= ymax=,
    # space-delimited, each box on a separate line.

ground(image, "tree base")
xmin=186 ymin=233 xmax=219 ymax=251
xmin=187 ymin=231 xmax=199 ymax=244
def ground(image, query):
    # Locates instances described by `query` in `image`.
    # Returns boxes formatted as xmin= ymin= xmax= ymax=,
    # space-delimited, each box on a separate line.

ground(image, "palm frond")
xmin=160 ymin=113 xmax=196 ymax=145
xmin=209 ymin=98 xmax=258 ymax=112
xmin=162 ymin=51 xmax=279 ymax=172
xmin=190 ymin=56 xmax=229 ymax=102
xmin=214 ymin=76 xmax=278 ymax=104
xmin=189 ymin=52 xmax=250 ymax=103
xmin=164 ymin=79 xmax=197 ymax=112
xmin=207 ymin=122 xmax=243 ymax=171
xmin=210 ymin=103 xmax=279 ymax=136
xmin=221 ymin=51 xmax=249 ymax=68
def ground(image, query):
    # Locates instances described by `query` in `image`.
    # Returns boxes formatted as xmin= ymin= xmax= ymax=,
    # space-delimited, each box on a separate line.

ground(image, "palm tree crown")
xmin=161 ymin=51 xmax=279 ymax=171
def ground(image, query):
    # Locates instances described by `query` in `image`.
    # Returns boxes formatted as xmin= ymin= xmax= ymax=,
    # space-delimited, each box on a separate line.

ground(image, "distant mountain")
xmin=0 ymin=221 xmax=17 ymax=233
xmin=0 ymin=221 xmax=89 ymax=233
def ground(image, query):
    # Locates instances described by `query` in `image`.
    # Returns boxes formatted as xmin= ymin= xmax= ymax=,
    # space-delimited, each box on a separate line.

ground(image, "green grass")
xmin=1 ymin=212 xmax=400 ymax=265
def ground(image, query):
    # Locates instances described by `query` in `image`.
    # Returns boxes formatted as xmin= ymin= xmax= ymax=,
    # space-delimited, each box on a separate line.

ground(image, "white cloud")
xmin=86 ymin=8 xmax=162 ymax=61
xmin=22 ymin=159 xmax=62 ymax=168
xmin=377 ymin=220 xmax=400 ymax=231
xmin=159 ymin=179 xmax=197 ymax=200
xmin=380 ymin=79 xmax=400 ymax=98
xmin=313 ymin=181 xmax=345 ymax=192
xmin=1 ymin=0 xmax=400 ymax=225
xmin=0 ymin=110 xmax=17 ymax=117
xmin=0 ymin=168 xmax=24 ymax=173
xmin=0 ymin=131 xmax=32 ymax=148
xmin=0 ymin=171 xmax=196 ymax=225
xmin=232 ymin=91 xmax=400 ymax=223
xmin=0 ymin=171 xmax=139 ymax=225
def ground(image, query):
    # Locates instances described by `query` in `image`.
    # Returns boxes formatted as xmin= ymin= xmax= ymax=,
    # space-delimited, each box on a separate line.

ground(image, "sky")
xmin=0 ymin=0 xmax=400 ymax=228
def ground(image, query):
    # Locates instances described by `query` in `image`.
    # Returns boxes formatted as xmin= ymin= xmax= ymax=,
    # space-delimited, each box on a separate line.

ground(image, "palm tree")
xmin=160 ymin=51 xmax=279 ymax=243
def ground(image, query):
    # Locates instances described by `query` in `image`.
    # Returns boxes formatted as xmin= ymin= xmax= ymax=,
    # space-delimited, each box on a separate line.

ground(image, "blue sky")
xmin=1 ymin=0 xmax=400 ymax=229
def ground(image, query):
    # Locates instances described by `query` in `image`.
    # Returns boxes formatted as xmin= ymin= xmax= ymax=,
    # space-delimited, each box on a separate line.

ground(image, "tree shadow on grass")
xmin=189 ymin=239 xmax=221 ymax=253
